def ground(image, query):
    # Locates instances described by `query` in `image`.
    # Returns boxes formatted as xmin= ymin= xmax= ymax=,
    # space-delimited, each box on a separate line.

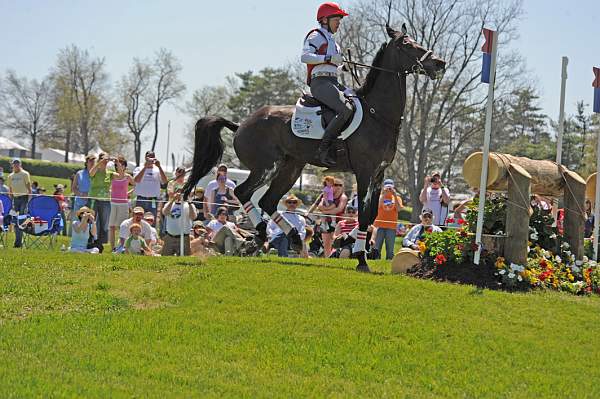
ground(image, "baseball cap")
xmin=12 ymin=157 xmax=21 ymax=164
xmin=133 ymin=206 xmax=145 ymax=214
xmin=143 ymin=212 xmax=154 ymax=219
xmin=421 ymin=208 xmax=434 ymax=216
xmin=383 ymin=178 xmax=394 ymax=188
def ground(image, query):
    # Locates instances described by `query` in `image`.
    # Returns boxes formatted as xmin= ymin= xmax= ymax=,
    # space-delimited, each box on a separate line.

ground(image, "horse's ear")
xmin=385 ymin=24 xmax=397 ymax=38
xmin=401 ymin=23 xmax=408 ymax=35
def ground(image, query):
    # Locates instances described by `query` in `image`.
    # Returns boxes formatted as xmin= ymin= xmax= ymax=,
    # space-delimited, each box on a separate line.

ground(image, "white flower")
xmin=499 ymin=269 xmax=506 ymax=275
xmin=508 ymin=272 xmax=516 ymax=279
xmin=555 ymin=256 xmax=562 ymax=263
xmin=518 ymin=275 xmax=523 ymax=282
xmin=530 ymin=233 xmax=539 ymax=240
xmin=549 ymin=233 xmax=557 ymax=239
xmin=561 ymin=242 xmax=570 ymax=249
xmin=509 ymin=263 xmax=524 ymax=272
xmin=572 ymin=265 xmax=581 ymax=273
xmin=583 ymin=256 xmax=589 ymax=263
xmin=576 ymin=260 xmax=584 ymax=266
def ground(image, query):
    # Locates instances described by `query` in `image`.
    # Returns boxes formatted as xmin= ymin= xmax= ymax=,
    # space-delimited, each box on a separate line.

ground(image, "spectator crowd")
xmin=1 ymin=156 xmax=596 ymax=261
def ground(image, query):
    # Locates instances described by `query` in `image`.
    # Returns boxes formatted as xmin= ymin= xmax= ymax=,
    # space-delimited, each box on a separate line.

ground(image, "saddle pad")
xmin=291 ymin=97 xmax=363 ymax=140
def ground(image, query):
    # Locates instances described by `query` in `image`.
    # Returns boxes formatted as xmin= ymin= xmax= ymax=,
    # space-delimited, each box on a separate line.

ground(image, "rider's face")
xmin=328 ymin=17 xmax=342 ymax=33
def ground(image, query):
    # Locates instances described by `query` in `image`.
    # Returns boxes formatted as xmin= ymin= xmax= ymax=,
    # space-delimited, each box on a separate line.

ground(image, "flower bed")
xmin=406 ymin=196 xmax=600 ymax=296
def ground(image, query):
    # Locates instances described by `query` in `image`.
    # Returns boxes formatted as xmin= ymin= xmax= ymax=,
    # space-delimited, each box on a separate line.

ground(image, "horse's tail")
xmin=182 ymin=116 xmax=239 ymax=199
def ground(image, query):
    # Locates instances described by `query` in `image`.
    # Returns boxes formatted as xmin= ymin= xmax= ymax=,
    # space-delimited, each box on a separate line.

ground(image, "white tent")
xmin=40 ymin=148 xmax=87 ymax=164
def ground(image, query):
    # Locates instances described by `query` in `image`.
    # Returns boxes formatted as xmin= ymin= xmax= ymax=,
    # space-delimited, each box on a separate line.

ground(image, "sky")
xmin=1 ymin=0 xmax=599 ymax=166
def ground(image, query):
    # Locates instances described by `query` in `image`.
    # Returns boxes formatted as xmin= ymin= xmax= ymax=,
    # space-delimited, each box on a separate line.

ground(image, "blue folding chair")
xmin=21 ymin=195 xmax=63 ymax=250
xmin=0 ymin=194 xmax=11 ymax=249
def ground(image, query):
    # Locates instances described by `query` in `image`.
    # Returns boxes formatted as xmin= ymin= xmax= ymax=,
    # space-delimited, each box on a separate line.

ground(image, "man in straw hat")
xmin=70 ymin=206 xmax=100 ymax=253
xmin=267 ymin=194 xmax=307 ymax=257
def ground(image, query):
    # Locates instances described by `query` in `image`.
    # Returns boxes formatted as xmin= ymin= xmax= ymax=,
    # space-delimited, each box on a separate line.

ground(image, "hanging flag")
xmin=481 ymin=28 xmax=496 ymax=84
xmin=593 ymin=67 xmax=600 ymax=113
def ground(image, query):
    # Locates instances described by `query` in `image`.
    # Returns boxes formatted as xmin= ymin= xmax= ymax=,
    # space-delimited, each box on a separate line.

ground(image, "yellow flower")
xmin=417 ymin=241 xmax=426 ymax=254
xmin=495 ymin=257 xmax=506 ymax=269
xmin=568 ymin=274 xmax=574 ymax=282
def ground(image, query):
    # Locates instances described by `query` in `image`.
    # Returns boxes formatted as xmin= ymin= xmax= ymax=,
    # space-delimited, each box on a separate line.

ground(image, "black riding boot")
xmin=318 ymin=114 xmax=348 ymax=167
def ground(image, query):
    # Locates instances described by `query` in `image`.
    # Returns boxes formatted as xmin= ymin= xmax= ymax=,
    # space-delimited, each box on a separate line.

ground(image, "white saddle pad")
xmin=291 ymin=96 xmax=363 ymax=140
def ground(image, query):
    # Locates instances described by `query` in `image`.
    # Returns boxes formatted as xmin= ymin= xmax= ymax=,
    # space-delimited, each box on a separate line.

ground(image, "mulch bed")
xmin=408 ymin=260 xmax=504 ymax=290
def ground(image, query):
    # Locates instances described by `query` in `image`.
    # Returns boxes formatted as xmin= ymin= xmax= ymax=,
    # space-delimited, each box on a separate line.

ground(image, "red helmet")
xmin=317 ymin=2 xmax=349 ymax=21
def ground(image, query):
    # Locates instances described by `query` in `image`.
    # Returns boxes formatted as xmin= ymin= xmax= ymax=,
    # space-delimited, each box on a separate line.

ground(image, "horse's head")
xmin=386 ymin=23 xmax=445 ymax=79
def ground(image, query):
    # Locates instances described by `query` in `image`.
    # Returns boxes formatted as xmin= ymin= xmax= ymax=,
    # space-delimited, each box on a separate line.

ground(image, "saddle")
xmin=291 ymin=94 xmax=363 ymax=141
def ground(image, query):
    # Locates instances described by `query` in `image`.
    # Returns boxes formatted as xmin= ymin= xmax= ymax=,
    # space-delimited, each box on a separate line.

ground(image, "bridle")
xmin=345 ymin=37 xmax=433 ymax=78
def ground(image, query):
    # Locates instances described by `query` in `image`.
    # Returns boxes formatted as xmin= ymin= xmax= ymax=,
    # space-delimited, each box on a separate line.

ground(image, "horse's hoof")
xmin=287 ymin=228 xmax=303 ymax=251
xmin=356 ymin=264 xmax=371 ymax=273
xmin=256 ymin=221 xmax=267 ymax=243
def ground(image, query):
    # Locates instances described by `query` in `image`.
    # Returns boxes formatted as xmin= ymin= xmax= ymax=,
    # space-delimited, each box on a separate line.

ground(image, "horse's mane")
xmin=356 ymin=42 xmax=388 ymax=97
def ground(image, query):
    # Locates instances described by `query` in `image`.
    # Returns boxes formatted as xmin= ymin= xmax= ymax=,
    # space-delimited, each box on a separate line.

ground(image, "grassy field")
xmin=1 ymin=248 xmax=599 ymax=398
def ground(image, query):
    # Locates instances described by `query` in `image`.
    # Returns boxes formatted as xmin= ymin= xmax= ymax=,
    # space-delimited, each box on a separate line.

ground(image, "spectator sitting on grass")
xmin=267 ymin=194 xmax=306 ymax=257
xmin=144 ymin=211 xmax=163 ymax=253
xmin=117 ymin=206 xmax=153 ymax=252
xmin=402 ymin=208 xmax=442 ymax=250
xmin=206 ymin=207 xmax=256 ymax=256
xmin=125 ymin=223 xmax=151 ymax=255
xmin=70 ymin=206 xmax=99 ymax=254
xmin=0 ymin=176 xmax=8 ymax=194
xmin=190 ymin=220 xmax=215 ymax=257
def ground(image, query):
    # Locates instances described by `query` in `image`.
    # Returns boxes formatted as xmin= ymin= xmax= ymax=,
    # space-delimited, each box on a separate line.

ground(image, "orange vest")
xmin=374 ymin=193 xmax=399 ymax=230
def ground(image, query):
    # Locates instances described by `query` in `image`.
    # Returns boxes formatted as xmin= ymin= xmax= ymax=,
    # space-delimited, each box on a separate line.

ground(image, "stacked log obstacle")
xmin=586 ymin=173 xmax=596 ymax=202
xmin=463 ymin=152 xmax=586 ymax=263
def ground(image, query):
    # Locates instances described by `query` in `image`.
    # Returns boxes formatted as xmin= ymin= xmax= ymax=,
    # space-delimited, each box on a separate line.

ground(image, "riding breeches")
xmin=310 ymin=77 xmax=354 ymax=139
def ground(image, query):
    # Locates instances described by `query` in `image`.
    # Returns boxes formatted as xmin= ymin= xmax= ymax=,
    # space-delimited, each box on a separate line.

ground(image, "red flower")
xmin=456 ymin=243 xmax=464 ymax=251
xmin=446 ymin=217 xmax=455 ymax=224
xmin=434 ymin=254 xmax=447 ymax=265
xmin=540 ymin=259 xmax=547 ymax=268
xmin=470 ymin=242 xmax=479 ymax=251
xmin=460 ymin=230 xmax=468 ymax=237
xmin=457 ymin=219 xmax=466 ymax=225
xmin=426 ymin=227 xmax=433 ymax=233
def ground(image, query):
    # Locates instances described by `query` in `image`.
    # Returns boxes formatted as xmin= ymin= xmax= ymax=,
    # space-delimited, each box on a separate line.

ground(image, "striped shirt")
xmin=338 ymin=219 xmax=358 ymax=234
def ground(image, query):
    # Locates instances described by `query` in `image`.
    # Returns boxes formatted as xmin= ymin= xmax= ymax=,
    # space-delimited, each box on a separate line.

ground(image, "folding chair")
xmin=21 ymin=196 xmax=63 ymax=250
xmin=0 ymin=194 xmax=11 ymax=249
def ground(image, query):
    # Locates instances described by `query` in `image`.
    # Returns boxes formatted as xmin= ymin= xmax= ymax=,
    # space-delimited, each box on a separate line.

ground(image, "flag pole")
xmin=556 ymin=57 xmax=569 ymax=165
xmin=553 ymin=57 xmax=568 ymax=225
xmin=592 ymin=67 xmax=600 ymax=260
xmin=474 ymin=29 xmax=498 ymax=265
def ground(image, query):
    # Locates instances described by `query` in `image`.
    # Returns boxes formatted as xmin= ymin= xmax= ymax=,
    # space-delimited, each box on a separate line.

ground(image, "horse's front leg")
xmin=354 ymin=168 xmax=384 ymax=272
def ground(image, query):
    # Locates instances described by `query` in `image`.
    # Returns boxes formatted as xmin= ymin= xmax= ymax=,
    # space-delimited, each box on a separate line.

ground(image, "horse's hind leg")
xmin=234 ymin=168 xmax=269 ymax=231
xmin=257 ymin=158 xmax=305 ymax=250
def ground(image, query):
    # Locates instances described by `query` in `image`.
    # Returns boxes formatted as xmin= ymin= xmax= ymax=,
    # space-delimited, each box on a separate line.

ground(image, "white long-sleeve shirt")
xmin=301 ymin=27 xmax=341 ymax=78
xmin=267 ymin=211 xmax=307 ymax=240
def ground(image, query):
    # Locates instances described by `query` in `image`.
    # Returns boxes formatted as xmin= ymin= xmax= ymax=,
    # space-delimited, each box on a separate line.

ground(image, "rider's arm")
xmin=301 ymin=32 xmax=328 ymax=65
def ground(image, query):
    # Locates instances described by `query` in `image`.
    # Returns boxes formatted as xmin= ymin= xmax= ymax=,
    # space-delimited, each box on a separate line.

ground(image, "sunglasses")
xmin=422 ymin=214 xmax=433 ymax=218
xmin=286 ymin=200 xmax=298 ymax=205
xmin=334 ymin=183 xmax=343 ymax=187
xmin=347 ymin=209 xmax=357 ymax=213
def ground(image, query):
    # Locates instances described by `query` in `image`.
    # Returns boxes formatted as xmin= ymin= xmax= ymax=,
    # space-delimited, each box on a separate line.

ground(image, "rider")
xmin=301 ymin=2 xmax=354 ymax=167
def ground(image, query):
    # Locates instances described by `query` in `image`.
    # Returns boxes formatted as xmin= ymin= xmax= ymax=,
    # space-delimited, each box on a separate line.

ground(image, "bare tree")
xmin=0 ymin=70 xmax=52 ymax=158
xmin=150 ymin=48 xmax=185 ymax=152
xmin=341 ymin=0 xmax=525 ymax=219
xmin=53 ymin=45 xmax=110 ymax=155
xmin=120 ymin=59 xmax=155 ymax=165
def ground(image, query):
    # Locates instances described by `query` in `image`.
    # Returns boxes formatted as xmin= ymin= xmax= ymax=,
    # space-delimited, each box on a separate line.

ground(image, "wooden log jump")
xmin=463 ymin=152 xmax=586 ymax=261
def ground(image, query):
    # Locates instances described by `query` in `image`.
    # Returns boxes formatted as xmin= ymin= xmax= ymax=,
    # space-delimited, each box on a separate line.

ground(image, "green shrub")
xmin=0 ymin=157 xmax=81 ymax=180
xmin=398 ymin=206 xmax=413 ymax=221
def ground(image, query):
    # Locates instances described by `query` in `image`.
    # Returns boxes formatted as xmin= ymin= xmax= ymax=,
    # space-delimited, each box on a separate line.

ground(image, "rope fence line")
xmin=2 ymin=191 xmax=469 ymax=228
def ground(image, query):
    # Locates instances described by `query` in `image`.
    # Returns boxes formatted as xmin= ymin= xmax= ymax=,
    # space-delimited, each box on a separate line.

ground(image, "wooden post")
xmin=563 ymin=170 xmax=586 ymax=259
xmin=505 ymin=164 xmax=531 ymax=266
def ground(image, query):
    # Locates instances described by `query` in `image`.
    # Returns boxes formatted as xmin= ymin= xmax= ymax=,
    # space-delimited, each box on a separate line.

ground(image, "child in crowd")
xmin=125 ymin=223 xmax=150 ymax=255
xmin=321 ymin=176 xmax=335 ymax=207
